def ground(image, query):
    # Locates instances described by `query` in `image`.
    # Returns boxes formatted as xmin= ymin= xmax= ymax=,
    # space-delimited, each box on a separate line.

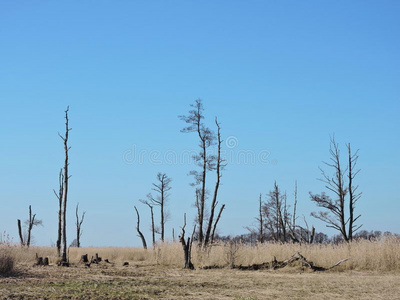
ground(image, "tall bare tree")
xmin=134 ymin=206 xmax=147 ymax=249
xmin=180 ymin=100 xmax=226 ymax=247
xmin=139 ymin=199 xmax=156 ymax=246
xmin=58 ymin=106 xmax=71 ymax=263
xmin=347 ymin=143 xmax=362 ymax=241
xmin=75 ymin=203 xmax=86 ymax=248
xmin=53 ymin=169 xmax=64 ymax=255
xmin=146 ymin=173 xmax=172 ymax=242
xmin=204 ymin=118 xmax=225 ymax=246
xmin=180 ymin=99 xmax=215 ymax=244
xmin=310 ymin=136 xmax=362 ymax=242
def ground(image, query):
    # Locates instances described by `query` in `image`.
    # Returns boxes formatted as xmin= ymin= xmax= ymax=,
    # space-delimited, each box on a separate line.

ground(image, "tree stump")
xmin=80 ymin=254 xmax=88 ymax=263
xmin=36 ymin=257 xmax=43 ymax=266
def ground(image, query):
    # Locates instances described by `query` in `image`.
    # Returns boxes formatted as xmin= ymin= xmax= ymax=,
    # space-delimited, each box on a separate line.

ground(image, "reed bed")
xmin=4 ymin=237 xmax=399 ymax=272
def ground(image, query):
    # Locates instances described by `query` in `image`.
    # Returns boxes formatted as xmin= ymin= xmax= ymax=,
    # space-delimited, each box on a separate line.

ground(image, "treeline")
xmin=215 ymin=230 xmax=400 ymax=245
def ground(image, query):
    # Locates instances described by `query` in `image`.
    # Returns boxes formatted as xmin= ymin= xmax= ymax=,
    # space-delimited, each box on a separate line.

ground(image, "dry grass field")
xmin=1 ymin=238 xmax=400 ymax=299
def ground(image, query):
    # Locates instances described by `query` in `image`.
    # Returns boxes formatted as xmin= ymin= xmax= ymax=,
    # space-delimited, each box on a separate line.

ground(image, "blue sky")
xmin=0 ymin=1 xmax=399 ymax=246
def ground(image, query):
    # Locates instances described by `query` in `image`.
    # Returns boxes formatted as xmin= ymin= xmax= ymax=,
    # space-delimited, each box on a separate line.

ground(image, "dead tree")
xmin=146 ymin=173 xmax=172 ymax=242
xmin=25 ymin=205 xmax=42 ymax=247
xmin=139 ymin=199 xmax=156 ymax=246
xmin=180 ymin=99 xmax=215 ymax=245
xmin=53 ymin=169 xmax=64 ymax=256
xmin=287 ymin=182 xmax=315 ymax=244
xmin=245 ymin=194 xmax=264 ymax=243
xmin=134 ymin=206 xmax=147 ymax=249
xmin=288 ymin=182 xmax=299 ymax=243
xmin=75 ymin=203 xmax=86 ymax=248
xmin=204 ymin=118 xmax=225 ymax=246
xmin=17 ymin=219 xmax=24 ymax=247
xmin=17 ymin=206 xmax=42 ymax=247
xmin=180 ymin=100 xmax=226 ymax=247
xmin=264 ymin=182 xmax=289 ymax=242
xmin=58 ymin=106 xmax=71 ymax=263
xmin=347 ymin=143 xmax=362 ymax=241
xmin=179 ymin=214 xmax=195 ymax=269
xmin=310 ymin=137 xmax=362 ymax=242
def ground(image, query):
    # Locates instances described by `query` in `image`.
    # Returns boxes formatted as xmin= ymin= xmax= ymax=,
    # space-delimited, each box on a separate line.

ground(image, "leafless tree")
xmin=58 ymin=106 xmax=71 ymax=264
xmin=180 ymin=100 xmax=225 ymax=247
xmin=310 ymin=136 xmax=362 ymax=242
xmin=180 ymin=99 xmax=215 ymax=245
xmin=347 ymin=143 xmax=362 ymax=241
xmin=263 ymin=182 xmax=289 ymax=242
xmin=204 ymin=118 xmax=225 ymax=246
xmin=245 ymin=194 xmax=264 ymax=243
xmin=17 ymin=205 xmax=42 ymax=247
xmin=75 ymin=203 xmax=85 ymax=248
xmin=53 ymin=169 xmax=64 ymax=255
xmin=134 ymin=206 xmax=147 ymax=249
xmin=257 ymin=194 xmax=264 ymax=243
xmin=146 ymin=173 xmax=172 ymax=242
xmin=139 ymin=199 xmax=156 ymax=246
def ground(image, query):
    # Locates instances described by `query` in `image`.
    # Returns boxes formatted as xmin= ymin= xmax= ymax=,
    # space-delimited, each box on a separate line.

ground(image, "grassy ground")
xmin=1 ymin=261 xmax=399 ymax=299
xmin=1 ymin=239 xmax=399 ymax=299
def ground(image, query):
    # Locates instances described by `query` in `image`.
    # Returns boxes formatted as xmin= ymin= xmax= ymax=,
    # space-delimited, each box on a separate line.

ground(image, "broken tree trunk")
xmin=179 ymin=214 xmax=195 ymax=270
xmin=134 ymin=206 xmax=147 ymax=249
xmin=17 ymin=219 xmax=24 ymax=247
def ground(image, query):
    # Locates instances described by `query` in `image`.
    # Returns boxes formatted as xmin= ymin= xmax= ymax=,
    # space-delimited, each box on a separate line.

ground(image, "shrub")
xmin=0 ymin=249 xmax=15 ymax=276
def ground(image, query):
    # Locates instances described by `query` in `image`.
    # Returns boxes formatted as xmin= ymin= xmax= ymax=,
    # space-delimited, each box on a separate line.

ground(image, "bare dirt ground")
xmin=1 ymin=262 xmax=399 ymax=300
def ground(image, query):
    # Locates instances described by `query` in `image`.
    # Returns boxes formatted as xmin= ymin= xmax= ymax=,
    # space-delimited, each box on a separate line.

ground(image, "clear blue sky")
xmin=0 ymin=1 xmax=399 ymax=246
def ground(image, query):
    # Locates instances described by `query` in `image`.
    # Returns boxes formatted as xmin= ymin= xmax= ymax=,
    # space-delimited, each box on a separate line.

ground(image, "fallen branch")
xmin=202 ymin=252 xmax=350 ymax=272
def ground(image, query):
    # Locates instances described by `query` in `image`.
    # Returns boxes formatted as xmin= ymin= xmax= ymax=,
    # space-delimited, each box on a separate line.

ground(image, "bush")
xmin=0 ymin=250 xmax=15 ymax=276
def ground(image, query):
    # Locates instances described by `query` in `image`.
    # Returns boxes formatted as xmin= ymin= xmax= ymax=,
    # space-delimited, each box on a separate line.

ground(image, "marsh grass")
xmin=10 ymin=237 xmax=400 ymax=272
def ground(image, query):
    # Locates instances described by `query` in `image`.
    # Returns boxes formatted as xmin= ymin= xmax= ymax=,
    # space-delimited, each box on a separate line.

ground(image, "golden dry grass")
xmin=1 ymin=238 xmax=400 ymax=299
xmin=6 ymin=236 xmax=400 ymax=271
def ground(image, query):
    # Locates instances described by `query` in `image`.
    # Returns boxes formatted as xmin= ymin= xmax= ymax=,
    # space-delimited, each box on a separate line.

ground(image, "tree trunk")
xmin=211 ymin=204 xmax=225 ymax=243
xmin=17 ymin=219 xmax=24 ymax=247
xmin=134 ymin=206 xmax=147 ymax=249
xmin=204 ymin=118 xmax=222 ymax=246
xmin=59 ymin=106 xmax=71 ymax=263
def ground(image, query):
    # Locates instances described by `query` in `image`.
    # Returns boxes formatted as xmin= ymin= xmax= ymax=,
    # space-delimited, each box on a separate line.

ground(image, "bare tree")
xmin=245 ymin=194 xmax=264 ymax=243
xmin=347 ymin=143 xmax=362 ymax=241
xmin=204 ymin=118 xmax=225 ymax=246
xmin=134 ymin=206 xmax=147 ymax=249
xmin=257 ymin=194 xmax=264 ymax=243
xmin=310 ymin=136 xmax=362 ymax=242
xmin=17 ymin=205 xmax=42 ymax=247
xmin=139 ymin=199 xmax=156 ymax=246
xmin=58 ymin=106 xmax=71 ymax=264
xmin=75 ymin=203 xmax=86 ymax=248
xmin=146 ymin=173 xmax=172 ymax=242
xmin=53 ymin=169 xmax=64 ymax=255
xmin=180 ymin=99 xmax=215 ymax=244
xmin=263 ymin=182 xmax=288 ymax=242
